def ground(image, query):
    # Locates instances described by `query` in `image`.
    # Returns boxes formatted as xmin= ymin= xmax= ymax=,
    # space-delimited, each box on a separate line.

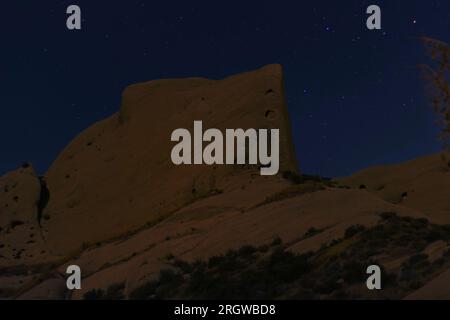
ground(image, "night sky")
xmin=1 ymin=1 xmax=449 ymax=177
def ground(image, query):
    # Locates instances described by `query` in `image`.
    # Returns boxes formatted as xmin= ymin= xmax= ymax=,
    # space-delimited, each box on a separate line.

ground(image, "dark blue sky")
xmin=1 ymin=1 xmax=449 ymax=177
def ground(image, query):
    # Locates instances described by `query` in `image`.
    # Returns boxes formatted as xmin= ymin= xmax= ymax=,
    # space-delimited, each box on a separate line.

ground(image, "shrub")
xmin=238 ymin=245 xmax=257 ymax=257
xmin=344 ymin=225 xmax=366 ymax=239
xmin=173 ymin=259 xmax=192 ymax=274
xmin=379 ymin=212 xmax=397 ymax=220
xmin=208 ymin=255 xmax=226 ymax=269
xmin=83 ymin=289 xmax=104 ymax=300
xmin=282 ymin=171 xmax=333 ymax=186
xmin=104 ymin=283 xmax=125 ymax=300
xmin=341 ymin=260 xmax=366 ymax=283
xmin=129 ymin=281 xmax=157 ymax=300
xmin=82 ymin=283 xmax=124 ymax=300
xmin=271 ymin=237 xmax=282 ymax=246
xmin=21 ymin=162 xmax=30 ymax=169
xmin=282 ymin=171 xmax=303 ymax=184
xmin=425 ymin=229 xmax=443 ymax=242
xmin=130 ymin=269 xmax=183 ymax=300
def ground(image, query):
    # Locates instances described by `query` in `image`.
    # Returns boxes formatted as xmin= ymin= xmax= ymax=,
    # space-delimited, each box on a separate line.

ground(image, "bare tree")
xmin=420 ymin=37 xmax=450 ymax=153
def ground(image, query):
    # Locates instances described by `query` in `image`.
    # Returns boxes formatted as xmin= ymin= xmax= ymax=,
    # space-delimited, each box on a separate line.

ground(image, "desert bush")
xmin=282 ymin=171 xmax=333 ymax=186
xmin=129 ymin=281 xmax=158 ymax=300
xmin=238 ymin=245 xmax=257 ymax=258
xmin=344 ymin=225 xmax=366 ymax=239
xmin=83 ymin=289 xmax=104 ymax=300
xmin=82 ymin=283 xmax=125 ymax=300
xmin=271 ymin=236 xmax=282 ymax=246
xmin=103 ymin=283 xmax=125 ymax=300
xmin=379 ymin=211 xmax=397 ymax=220
xmin=341 ymin=260 xmax=366 ymax=284
xmin=126 ymin=215 xmax=450 ymax=300
xmin=130 ymin=269 xmax=182 ymax=300
xmin=173 ymin=259 xmax=192 ymax=274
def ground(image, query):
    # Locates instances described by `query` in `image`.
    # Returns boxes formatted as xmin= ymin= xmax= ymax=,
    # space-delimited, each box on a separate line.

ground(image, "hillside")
xmin=0 ymin=65 xmax=449 ymax=299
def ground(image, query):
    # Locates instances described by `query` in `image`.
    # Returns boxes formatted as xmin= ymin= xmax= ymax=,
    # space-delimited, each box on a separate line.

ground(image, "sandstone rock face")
xmin=3 ymin=65 xmax=449 ymax=300
xmin=63 ymin=185 xmax=427 ymax=299
xmin=43 ymin=64 xmax=297 ymax=255
xmin=17 ymin=277 xmax=66 ymax=300
xmin=338 ymin=152 xmax=450 ymax=224
xmin=0 ymin=165 xmax=52 ymax=267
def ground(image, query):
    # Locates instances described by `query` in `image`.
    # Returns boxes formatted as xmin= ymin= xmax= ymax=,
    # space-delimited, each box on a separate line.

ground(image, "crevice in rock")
xmin=265 ymin=109 xmax=275 ymax=119
xmin=37 ymin=177 xmax=50 ymax=225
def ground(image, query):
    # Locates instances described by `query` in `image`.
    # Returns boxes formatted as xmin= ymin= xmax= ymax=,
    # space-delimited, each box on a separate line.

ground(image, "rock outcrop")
xmin=338 ymin=152 xmax=450 ymax=224
xmin=1 ymin=65 xmax=450 ymax=300
xmin=41 ymin=64 xmax=297 ymax=255
xmin=0 ymin=165 xmax=52 ymax=267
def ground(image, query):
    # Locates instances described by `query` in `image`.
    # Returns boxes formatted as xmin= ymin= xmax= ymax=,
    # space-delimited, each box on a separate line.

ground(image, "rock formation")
xmin=1 ymin=65 xmax=449 ymax=300
xmin=0 ymin=165 xmax=52 ymax=267
xmin=42 ymin=64 xmax=297 ymax=255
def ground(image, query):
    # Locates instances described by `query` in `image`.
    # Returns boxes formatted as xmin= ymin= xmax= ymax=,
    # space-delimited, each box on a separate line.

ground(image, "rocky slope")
xmin=0 ymin=65 xmax=449 ymax=299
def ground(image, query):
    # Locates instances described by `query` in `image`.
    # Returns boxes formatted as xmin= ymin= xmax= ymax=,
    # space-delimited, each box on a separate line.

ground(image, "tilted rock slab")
xmin=42 ymin=64 xmax=297 ymax=255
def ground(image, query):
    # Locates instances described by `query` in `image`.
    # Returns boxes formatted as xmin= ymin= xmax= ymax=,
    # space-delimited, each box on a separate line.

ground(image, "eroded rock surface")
xmin=43 ymin=64 xmax=297 ymax=255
